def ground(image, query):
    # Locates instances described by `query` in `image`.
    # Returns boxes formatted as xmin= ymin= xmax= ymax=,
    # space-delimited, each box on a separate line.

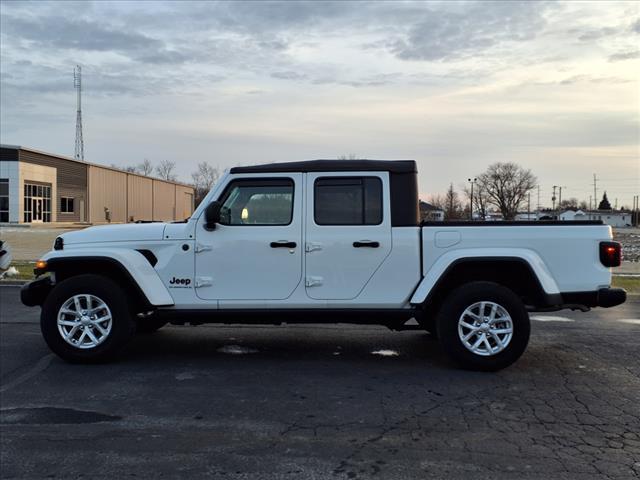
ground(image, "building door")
xmin=31 ymin=197 xmax=43 ymax=223
xmin=79 ymin=199 xmax=85 ymax=222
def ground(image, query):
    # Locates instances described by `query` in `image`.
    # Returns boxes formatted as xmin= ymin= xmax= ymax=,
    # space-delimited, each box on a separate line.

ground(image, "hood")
xmin=60 ymin=223 xmax=167 ymax=245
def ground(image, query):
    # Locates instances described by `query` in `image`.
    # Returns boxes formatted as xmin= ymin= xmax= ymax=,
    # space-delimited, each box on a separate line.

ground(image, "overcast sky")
xmin=1 ymin=0 xmax=638 ymax=208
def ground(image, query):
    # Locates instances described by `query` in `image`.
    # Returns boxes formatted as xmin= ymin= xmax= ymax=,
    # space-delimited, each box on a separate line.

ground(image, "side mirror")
xmin=204 ymin=201 xmax=222 ymax=230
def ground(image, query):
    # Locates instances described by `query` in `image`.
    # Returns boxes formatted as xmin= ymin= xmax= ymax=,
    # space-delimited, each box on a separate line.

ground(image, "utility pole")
xmin=467 ymin=178 xmax=476 ymax=220
xmin=558 ymin=186 xmax=564 ymax=208
xmin=593 ymin=174 xmax=598 ymax=210
xmin=74 ymin=65 xmax=84 ymax=161
xmin=527 ymin=193 xmax=531 ymax=220
xmin=552 ymin=185 xmax=557 ymax=213
xmin=537 ymin=185 xmax=541 ymax=213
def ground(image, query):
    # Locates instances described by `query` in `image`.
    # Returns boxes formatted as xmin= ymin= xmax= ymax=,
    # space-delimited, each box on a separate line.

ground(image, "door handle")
xmin=353 ymin=241 xmax=380 ymax=248
xmin=270 ymin=241 xmax=297 ymax=248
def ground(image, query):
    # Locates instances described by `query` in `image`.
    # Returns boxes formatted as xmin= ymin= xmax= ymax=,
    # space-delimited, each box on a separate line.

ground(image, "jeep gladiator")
xmin=21 ymin=160 xmax=626 ymax=370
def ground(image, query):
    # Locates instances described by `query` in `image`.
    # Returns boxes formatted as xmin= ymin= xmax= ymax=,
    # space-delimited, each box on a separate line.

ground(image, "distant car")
xmin=21 ymin=160 xmax=626 ymax=370
xmin=0 ymin=240 xmax=12 ymax=272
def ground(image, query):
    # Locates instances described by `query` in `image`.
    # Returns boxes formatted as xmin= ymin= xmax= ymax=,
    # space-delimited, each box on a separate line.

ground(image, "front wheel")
xmin=41 ymin=274 xmax=135 ymax=363
xmin=436 ymin=281 xmax=530 ymax=371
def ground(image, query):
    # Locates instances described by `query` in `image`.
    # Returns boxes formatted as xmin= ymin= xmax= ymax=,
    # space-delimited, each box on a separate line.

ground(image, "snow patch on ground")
xmin=217 ymin=345 xmax=258 ymax=355
xmin=371 ymin=349 xmax=399 ymax=357
xmin=530 ymin=316 xmax=574 ymax=322
xmin=0 ymin=266 xmax=19 ymax=278
xmin=618 ymin=319 xmax=640 ymax=325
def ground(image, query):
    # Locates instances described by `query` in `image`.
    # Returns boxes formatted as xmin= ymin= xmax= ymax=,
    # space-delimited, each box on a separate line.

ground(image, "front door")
xmin=305 ymin=172 xmax=392 ymax=300
xmin=31 ymin=198 xmax=43 ymax=223
xmin=195 ymin=173 xmax=303 ymax=301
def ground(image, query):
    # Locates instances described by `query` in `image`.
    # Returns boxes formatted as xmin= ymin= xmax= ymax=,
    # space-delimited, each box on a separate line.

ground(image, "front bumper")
xmin=20 ymin=276 xmax=53 ymax=307
xmin=562 ymin=288 xmax=627 ymax=309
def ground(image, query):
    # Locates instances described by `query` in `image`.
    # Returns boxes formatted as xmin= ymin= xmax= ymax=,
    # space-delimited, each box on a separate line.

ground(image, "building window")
xmin=0 ymin=179 xmax=8 ymax=223
xmin=24 ymin=183 xmax=52 ymax=223
xmin=314 ymin=177 xmax=382 ymax=225
xmin=61 ymin=197 xmax=75 ymax=213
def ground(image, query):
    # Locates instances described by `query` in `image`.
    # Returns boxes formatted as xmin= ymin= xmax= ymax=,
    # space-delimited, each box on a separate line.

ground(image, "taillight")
xmin=600 ymin=241 xmax=622 ymax=267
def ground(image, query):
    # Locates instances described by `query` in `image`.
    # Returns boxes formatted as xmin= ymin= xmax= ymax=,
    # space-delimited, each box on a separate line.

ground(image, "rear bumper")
xmin=561 ymin=288 xmax=627 ymax=309
xmin=20 ymin=276 xmax=53 ymax=307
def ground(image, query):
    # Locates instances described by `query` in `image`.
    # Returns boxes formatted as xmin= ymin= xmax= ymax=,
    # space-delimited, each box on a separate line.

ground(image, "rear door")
xmin=305 ymin=172 xmax=392 ymax=300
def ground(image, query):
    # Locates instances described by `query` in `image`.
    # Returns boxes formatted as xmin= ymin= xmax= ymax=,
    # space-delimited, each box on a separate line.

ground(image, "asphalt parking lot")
xmin=1 ymin=286 xmax=639 ymax=479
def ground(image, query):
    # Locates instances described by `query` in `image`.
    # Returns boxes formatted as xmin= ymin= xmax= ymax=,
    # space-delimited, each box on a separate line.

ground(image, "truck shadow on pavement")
xmin=121 ymin=325 xmax=456 ymax=368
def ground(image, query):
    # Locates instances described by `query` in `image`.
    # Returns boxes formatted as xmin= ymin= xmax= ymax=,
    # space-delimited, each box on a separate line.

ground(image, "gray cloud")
xmin=576 ymin=26 xmax=617 ymax=42
xmin=608 ymin=50 xmax=640 ymax=62
xmin=1 ymin=14 xmax=161 ymax=53
xmin=271 ymin=71 xmax=307 ymax=81
xmin=388 ymin=1 xmax=550 ymax=61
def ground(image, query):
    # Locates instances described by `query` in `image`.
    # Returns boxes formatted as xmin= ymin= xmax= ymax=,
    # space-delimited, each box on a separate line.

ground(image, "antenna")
xmin=74 ymin=65 xmax=84 ymax=161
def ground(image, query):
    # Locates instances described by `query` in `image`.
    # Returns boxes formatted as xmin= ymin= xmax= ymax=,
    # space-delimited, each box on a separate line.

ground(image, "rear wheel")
xmin=41 ymin=274 xmax=135 ymax=363
xmin=436 ymin=281 xmax=530 ymax=371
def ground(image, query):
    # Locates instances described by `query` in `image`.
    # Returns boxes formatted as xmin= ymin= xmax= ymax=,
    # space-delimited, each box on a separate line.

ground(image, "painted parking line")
xmin=618 ymin=319 xmax=640 ymax=325
xmin=371 ymin=349 xmax=399 ymax=357
xmin=530 ymin=316 xmax=575 ymax=322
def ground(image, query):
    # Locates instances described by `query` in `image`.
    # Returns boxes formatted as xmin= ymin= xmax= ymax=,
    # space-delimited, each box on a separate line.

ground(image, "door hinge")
xmin=305 ymin=276 xmax=323 ymax=287
xmin=194 ymin=243 xmax=212 ymax=253
xmin=305 ymin=242 xmax=323 ymax=253
xmin=195 ymin=276 xmax=213 ymax=288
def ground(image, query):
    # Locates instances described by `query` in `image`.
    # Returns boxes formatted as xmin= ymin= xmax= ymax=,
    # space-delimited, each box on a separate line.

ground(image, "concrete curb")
xmin=0 ymin=280 xmax=28 ymax=286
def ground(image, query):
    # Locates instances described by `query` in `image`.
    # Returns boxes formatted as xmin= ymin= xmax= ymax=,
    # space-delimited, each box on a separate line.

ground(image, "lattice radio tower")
xmin=74 ymin=65 xmax=84 ymax=161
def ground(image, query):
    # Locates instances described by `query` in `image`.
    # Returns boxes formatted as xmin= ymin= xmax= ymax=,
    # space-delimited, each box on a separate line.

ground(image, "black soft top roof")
xmin=230 ymin=159 xmax=417 ymax=174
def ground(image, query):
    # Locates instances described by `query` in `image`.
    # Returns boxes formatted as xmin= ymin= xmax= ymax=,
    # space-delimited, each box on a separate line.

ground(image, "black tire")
xmin=135 ymin=318 xmax=167 ymax=334
xmin=436 ymin=281 xmax=530 ymax=371
xmin=41 ymin=274 xmax=135 ymax=363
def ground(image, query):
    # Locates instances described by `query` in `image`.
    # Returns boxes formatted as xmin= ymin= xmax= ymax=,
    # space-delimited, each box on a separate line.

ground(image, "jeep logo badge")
xmin=169 ymin=277 xmax=191 ymax=286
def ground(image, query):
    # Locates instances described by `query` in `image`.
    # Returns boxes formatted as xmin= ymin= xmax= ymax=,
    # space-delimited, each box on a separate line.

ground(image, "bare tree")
xmin=476 ymin=163 xmax=537 ymax=220
xmin=156 ymin=160 xmax=177 ymax=181
xmin=444 ymin=183 xmax=463 ymax=220
xmin=427 ymin=194 xmax=445 ymax=210
xmin=138 ymin=158 xmax=154 ymax=176
xmin=337 ymin=154 xmax=359 ymax=160
xmin=463 ymin=183 xmax=490 ymax=220
xmin=578 ymin=200 xmax=589 ymax=210
xmin=123 ymin=165 xmax=138 ymax=173
xmin=191 ymin=162 xmax=220 ymax=206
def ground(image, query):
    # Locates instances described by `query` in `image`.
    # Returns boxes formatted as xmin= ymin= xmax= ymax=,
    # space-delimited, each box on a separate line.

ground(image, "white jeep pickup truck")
xmin=21 ymin=160 xmax=626 ymax=370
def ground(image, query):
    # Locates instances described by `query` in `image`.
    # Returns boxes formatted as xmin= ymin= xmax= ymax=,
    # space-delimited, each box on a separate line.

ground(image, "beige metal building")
xmin=0 ymin=145 xmax=194 ymax=224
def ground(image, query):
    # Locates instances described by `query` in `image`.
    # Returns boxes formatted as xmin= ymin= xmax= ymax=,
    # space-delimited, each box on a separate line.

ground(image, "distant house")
xmin=515 ymin=212 xmax=537 ymax=221
xmin=559 ymin=209 xmax=587 ymax=221
xmin=560 ymin=209 xmax=631 ymax=227
xmin=419 ymin=201 xmax=444 ymax=221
